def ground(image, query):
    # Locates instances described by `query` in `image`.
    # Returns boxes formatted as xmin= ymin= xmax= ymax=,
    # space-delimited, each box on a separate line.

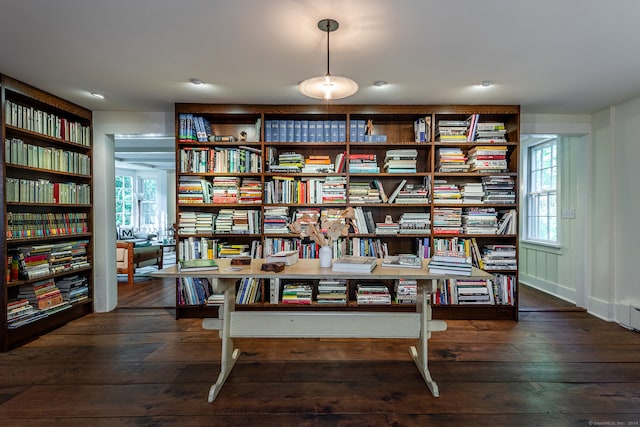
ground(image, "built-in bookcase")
xmin=174 ymin=104 xmax=519 ymax=321
xmin=1 ymin=75 xmax=93 ymax=351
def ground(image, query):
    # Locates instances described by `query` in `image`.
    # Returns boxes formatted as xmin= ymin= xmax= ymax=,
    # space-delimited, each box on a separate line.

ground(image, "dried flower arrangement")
xmin=288 ymin=207 xmax=355 ymax=247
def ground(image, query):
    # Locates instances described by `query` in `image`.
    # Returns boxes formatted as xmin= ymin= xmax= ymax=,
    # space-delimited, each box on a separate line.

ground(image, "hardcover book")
xmin=331 ymin=256 xmax=377 ymax=273
xmin=178 ymin=258 xmax=219 ymax=272
xmin=381 ymin=255 xmax=423 ymax=269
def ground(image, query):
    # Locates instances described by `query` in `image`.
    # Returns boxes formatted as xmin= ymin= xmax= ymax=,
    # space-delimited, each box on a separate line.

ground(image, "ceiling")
xmin=2 ymin=1 xmax=640 ymax=169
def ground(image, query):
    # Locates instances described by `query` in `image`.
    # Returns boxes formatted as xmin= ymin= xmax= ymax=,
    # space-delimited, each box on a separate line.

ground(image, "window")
xmin=115 ymin=175 xmax=134 ymax=227
xmin=139 ymin=177 xmax=158 ymax=228
xmin=526 ymin=138 xmax=557 ymax=243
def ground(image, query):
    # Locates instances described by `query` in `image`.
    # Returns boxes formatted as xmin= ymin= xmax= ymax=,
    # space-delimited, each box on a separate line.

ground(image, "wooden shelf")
xmin=1 ymin=74 xmax=94 ymax=351
xmin=174 ymin=104 xmax=520 ymax=321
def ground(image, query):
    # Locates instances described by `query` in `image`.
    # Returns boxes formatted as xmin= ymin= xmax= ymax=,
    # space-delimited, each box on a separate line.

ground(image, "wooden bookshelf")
xmin=1 ymin=75 xmax=94 ymax=351
xmin=174 ymin=104 xmax=519 ymax=321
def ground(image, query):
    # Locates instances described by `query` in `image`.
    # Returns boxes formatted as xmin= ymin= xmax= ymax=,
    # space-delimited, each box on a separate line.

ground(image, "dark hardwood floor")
xmin=2 ymin=278 xmax=639 ymax=426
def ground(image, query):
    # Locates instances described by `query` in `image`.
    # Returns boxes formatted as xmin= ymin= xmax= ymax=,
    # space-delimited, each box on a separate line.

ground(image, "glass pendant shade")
xmin=298 ymin=74 xmax=358 ymax=100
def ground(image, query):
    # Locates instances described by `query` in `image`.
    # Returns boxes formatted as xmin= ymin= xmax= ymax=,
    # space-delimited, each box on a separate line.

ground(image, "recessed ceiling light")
xmin=90 ymin=92 xmax=105 ymax=99
xmin=189 ymin=78 xmax=205 ymax=86
xmin=373 ymin=80 xmax=388 ymax=87
xmin=480 ymin=80 xmax=494 ymax=87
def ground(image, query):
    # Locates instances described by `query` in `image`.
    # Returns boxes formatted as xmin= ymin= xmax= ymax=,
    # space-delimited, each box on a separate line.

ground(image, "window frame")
xmin=522 ymin=136 xmax=560 ymax=247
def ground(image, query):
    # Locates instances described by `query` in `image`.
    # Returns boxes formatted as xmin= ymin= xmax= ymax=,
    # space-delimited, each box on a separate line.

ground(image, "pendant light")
xmin=298 ymin=19 xmax=358 ymax=100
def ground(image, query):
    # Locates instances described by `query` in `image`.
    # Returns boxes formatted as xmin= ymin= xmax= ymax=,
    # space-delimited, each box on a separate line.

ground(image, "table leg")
xmin=410 ymin=278 xmax=440 ymax=397
xmin=207 ymin=279 xmax=240 ymax=402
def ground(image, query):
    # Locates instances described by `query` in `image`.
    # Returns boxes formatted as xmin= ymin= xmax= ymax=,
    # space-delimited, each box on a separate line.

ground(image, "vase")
xmin=319 ymin=245 xmax=332 ymax=268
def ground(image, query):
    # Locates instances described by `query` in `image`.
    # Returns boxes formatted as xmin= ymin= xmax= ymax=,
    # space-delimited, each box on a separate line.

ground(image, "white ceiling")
xmin=2 ymin=0 xmax=640 ymax=169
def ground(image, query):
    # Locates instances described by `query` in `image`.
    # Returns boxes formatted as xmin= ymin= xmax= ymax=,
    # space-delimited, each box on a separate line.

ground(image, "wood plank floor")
xmin=1 ymin=281 xmax=639 ymax=426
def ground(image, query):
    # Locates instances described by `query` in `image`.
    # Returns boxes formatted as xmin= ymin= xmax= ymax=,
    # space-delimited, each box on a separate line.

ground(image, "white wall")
xmin=518 ymin=134 xmax=590 ymax=307
xmin=92 ymin=111 xmax=174 ymax=312
xmin=593 ymin=97 xmax=640 ymax=326
xmin=519 ymin=115 xmax=591 ymax=309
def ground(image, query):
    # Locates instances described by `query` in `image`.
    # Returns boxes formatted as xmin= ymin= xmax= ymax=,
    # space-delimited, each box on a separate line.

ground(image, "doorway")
xmin=114 ymin=134 xmax=177 ymax=308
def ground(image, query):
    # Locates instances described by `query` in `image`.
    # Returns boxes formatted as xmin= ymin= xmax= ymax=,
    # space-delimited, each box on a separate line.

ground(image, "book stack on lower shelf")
xmin=356 ymin=283 xmax=391 ymax=305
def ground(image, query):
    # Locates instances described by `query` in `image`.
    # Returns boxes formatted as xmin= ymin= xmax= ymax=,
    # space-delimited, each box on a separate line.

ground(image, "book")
xmin=381 ymin=255 xmax=423 ymax=269
xmin=266 ymin=250 xmax=299 ymax=266
xmin=178 ymin=258 xmax=219 ymax=272
xmin=331 ymin=256 xmax=377 ymax=273
xmin=387 ymin=179 xmax=407 ymax=204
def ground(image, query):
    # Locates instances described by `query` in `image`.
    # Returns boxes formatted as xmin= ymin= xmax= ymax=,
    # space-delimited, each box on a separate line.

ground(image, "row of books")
xmin=6 ymin=212 xmax=89 ymax=240
xmin=263 ymin=176 xmax=347 ymax=204
xmin=5 ymin=137 xmax=91 ymax=175
xmin=5 ymin=178 xmax=91 ymax=205
xmin=177 ymin=277 xmax=214 ymax=305
xmin=9 ymin=278 xmax=69 ymax=328
xmin=178 ymin=114 xmax=261 ymax=143
xmin=432 ymin=274 xmax=516 ymax=305
xmin=178 ymin=176 xmax=262 ymax=204
xmin=9 ymin=240 xmax=90 ymax=280
xmin=178 ymin=209 xmax=262 ymax=235
xmin=266 ymin=149 xmax=345 ymax=174
xmin=177 ymin=177 xmax=512 ymax=207
xmin=436 ymin=116 xmax=507 ymax=143
xmin=179 ymin=146 xmax=262 ymax=174
xmin=264 ymin=119 xmax=347 ymax=143
xmin=185 ymin=275 xmax=514 ymax=307
xmin=177 ymin=238 xmax=262 ymax=261
xmin=5 ymin=100 xmax=91 ymax=146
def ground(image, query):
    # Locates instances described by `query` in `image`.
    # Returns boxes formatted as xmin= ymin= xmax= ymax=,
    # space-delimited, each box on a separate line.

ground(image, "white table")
xmin=153 ymin=258 xmax=491 ymax=402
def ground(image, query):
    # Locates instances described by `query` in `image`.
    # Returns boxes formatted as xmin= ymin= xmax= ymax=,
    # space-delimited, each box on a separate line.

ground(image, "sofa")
xmin=116 ymin=240 xmax=163 ymax=285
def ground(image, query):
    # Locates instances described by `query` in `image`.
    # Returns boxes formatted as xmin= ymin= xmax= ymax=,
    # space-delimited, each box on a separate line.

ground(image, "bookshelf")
xmin=1 ymin=75 xmax=93 ymax=351
xmin=174 ymin=104 xmax=519 ymax=320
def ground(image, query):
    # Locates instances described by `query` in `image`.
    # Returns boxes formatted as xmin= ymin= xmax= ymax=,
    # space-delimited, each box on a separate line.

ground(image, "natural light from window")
xmin=526 ymin=138 xmax=558 ymax=243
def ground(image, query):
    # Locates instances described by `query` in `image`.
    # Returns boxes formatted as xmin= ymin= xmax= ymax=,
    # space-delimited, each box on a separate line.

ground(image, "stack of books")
xmin=238 ymin=179 xmax=262 ymax=204
xmin=481 ymin=245 xmax=517 ymax=271
xmin=428 ymin=250 xmax=472 ymax=276
xmin=348 ymin=154 xmax=379 ymax=173
xmin=455 ymin=279 xmax=494 ymax=304
xmin=467 ymin=146 xmax=508 ymax=172
xmin=433 ymin=180 xmax=462 ymax=204
xmin=321 ymin=176 xmax=347 ymax=204
xmin=263 ymin=206 xmax=291 ymax=234
xmin=432 ymin=207 xmax=463 ymax=234
xmin=381 ymin=254 xmax=422 ymax=269
xmin=375 ymin=220 xmax=400 ymax=235
xmin=301 ymin=155 xmax=334 ymax=173
xmin=462 ymin=208 xmax=498 ymax=234
xmin=317 ymin=280 xmax=347 ymax=304
xmin=178 ymin=258 xmax=218 ymax=272
xmin=265 ymin=250 xmax=299 ymax=266
xmin=436 ymin=120 xmax=469 ymax=142
xmin=356 ymin=283 xmax=391 ymax=305
xmin=437 ymin=147 xmax=469 ymax=172
xmin=383 ymin=149 xmax=418 ymax=173
xmin=394 ymin=183 xmax=430 ymax=204
xmin=17 ymin=278 xmax=71 ymax=314
xmin=348 ymin=181 xmax=381 ymax=204
xmin=398 ymin=212 xmax=431 ymax=234
xmin=475 ymin=122 xmax=507 ymax=143
xmin=331 ymin=256 xmax=377 ymax=273
xmin=281 ymin=282 xmax=313 ymax=305
xmin=482 ymin=176 xmax=516 ymax=204
xmin=6 ymin=298 xmax=44 ymax=328
xmin=461 ymin=182 xmax=485 ymax=204
xmin=211 ymin=177 xmax=240 ymax=203
xmin=395 ymin=278 xmax=418 ymax=304
xmin=56 ymin=275 xmax=89 ymax=304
